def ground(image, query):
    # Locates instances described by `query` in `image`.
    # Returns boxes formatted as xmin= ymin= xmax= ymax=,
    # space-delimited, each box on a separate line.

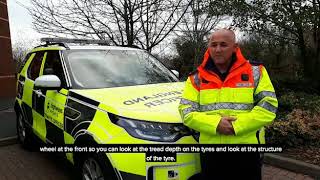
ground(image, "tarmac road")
xmin=0 ymin=99 xmax=16 ymax=139
xmin=0 ymin=144 xmax=73 ymax=180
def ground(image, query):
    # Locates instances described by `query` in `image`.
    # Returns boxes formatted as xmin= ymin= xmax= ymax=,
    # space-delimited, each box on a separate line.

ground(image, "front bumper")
xmin=111 ymin=153 xmax=201 ymax=180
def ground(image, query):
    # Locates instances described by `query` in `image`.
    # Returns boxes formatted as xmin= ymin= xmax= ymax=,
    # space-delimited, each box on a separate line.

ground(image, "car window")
xmin=27 ymin=51 xmax=45 ymax=81
xmin=64 ymin=49 xmax=179 ymax=89
xmin=43 ymin=51 xmax=67 ymax=88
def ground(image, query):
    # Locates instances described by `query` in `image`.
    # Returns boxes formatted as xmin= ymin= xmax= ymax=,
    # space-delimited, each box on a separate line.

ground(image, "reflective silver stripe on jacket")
xmin=180 ymin=98 xmax=200 ymax=116
xmin=181 ymin=98 xmax=253 ymax=115
xmin=200 ymin=103 xmax=253 ymax=111
xmin=252 ymin=65 xmax=260 ymax=91
xmin=254 ymin=91 xmax=277 ymax=103
xmin=180 ymin=98 xmax=199 ymax=108
xmin=182 ymin=107 xmax=199 ymax=116
xmin=193 ymin=72 xmax=200 ymax=88
xmin=257 ymin=101 xmax=277 ymax=114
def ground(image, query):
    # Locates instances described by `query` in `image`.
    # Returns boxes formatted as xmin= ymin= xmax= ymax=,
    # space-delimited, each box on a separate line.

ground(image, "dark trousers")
xmin=200 ymin=152 xmax=262 ymax=180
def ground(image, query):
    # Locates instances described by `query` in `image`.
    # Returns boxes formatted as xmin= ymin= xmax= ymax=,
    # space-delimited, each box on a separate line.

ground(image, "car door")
xmin=42 ymin=50 xmax=69 ymax=145
xmin=21 ymin=51 xmax=46 ymax=141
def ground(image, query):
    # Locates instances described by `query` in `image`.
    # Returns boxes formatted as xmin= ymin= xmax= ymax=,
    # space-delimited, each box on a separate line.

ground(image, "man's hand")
xmin=217 ymin=116 xmax=236 ymax=135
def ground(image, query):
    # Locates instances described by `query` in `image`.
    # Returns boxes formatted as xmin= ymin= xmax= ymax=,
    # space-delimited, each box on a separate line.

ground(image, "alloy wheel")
xmin=82 ymin=157 xmax=104 ymax=180
xmin=17 ymin=114 xmax=26 ymax=143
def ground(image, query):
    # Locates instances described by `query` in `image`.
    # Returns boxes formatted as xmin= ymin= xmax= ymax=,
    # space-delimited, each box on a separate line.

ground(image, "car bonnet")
xmin=69 ymin=82 xmax=185 ymax=123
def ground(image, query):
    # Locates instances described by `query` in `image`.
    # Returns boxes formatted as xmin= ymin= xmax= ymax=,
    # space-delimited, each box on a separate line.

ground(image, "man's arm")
xmin=179 ymin=76 xmax=222 ymax=135
xmin=217 ymin=116 xmax=236 ymax=135
xmin=231 ymin=66 xmax=278 ymax=135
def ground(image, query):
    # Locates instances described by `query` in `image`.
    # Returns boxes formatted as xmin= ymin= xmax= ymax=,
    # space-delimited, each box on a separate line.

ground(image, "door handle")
xmin=34 ymin=90 xmax=43 ymax=97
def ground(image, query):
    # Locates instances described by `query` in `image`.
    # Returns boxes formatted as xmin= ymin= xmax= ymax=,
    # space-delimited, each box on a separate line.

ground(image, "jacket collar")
xmin=197 ymin=47 xmax=248 ymax=81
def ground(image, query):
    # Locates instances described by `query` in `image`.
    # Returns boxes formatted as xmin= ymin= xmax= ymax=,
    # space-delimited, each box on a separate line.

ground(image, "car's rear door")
xmin=20 ymin=51 xmax=46 ymax=141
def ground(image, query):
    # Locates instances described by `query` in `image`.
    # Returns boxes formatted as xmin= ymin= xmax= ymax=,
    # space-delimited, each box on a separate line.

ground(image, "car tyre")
xmin=78 ymin=152 xmax=117 ymax=180
xmin=16 ymin=111 xmax=34 ymax=149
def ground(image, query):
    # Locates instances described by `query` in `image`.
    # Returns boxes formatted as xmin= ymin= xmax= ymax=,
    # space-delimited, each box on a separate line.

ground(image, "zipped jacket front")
xmin=178 ymin=47 xmax=278 ymax=144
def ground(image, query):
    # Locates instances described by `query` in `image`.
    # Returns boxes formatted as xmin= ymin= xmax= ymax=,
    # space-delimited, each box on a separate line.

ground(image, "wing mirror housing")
xmin=34 ymin=75 xmax=61 ymax=90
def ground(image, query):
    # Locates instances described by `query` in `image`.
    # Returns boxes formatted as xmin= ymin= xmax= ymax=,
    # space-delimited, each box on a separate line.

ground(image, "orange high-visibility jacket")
xmin=178 ymin=47 xmax=278 ymax=144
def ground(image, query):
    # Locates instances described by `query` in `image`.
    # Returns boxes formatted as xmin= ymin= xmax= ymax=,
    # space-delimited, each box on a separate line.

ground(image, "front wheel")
xmin=82 ymin=156 xmax=105 ymax=180
xmin=78 ymin=153 xmax=117 ymax=180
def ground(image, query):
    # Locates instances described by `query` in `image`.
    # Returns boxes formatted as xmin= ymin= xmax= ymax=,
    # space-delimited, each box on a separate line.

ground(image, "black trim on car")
xmin=64 ymin=98 xmax=98 ymax=137
xmin=32 ymin=90 xmax=46 ymax=116
xmin=119 ymin=171 xmax=145 ymax=180
xmin=69 ymin=91 xmax=99 ymax=107
xmin=22 ymin=102 xmax=33 ymax=126
xmin=45 ymin=119 xmax=65 ymax=145
xmin=19 ymin=75 xmax=25 ymax=82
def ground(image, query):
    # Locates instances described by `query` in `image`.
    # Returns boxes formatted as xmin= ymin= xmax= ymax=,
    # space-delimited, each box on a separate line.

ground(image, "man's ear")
xmin=233 ymin=43 xmax=238 ymax=52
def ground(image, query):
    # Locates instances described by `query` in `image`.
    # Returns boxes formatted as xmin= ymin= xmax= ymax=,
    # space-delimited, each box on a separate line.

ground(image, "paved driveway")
xmin=0 ymin=144 xmax=73 ymax=180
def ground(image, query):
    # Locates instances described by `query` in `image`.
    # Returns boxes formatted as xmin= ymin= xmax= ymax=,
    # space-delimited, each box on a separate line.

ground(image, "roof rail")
xmin=120 ymin=44 xmax=141 ymax=49
xmin=37 ymin=38 xmax=110 ymax=49
xmin=35 ymin=41 xmax=69 ymax=49
xmin=41 ymin=38 xmax=109 ymax=45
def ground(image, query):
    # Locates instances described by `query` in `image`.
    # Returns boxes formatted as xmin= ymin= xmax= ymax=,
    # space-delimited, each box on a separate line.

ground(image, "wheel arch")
xmin=73 ymin=134 xmax=120 ymax=180
xmin=73 ymin=134 xmax=96 ymax=165
xmin=14 ymin=100 xmax=22 ymax=116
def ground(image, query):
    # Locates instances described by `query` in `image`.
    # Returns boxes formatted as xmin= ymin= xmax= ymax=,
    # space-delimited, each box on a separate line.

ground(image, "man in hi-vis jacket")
xmin=178 ymin=29 xmax=278 ymax=180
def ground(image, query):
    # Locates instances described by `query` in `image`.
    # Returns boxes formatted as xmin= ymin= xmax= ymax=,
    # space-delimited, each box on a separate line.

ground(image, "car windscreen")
xmin=64 ymin=49 xmax=179 ymax=89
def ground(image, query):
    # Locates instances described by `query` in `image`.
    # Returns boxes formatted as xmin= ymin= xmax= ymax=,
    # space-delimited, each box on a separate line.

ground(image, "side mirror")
xmin=171 ymin=70 xmax=179 ymax=78
xmin=34 ymin=75 xmax=61 ymax=90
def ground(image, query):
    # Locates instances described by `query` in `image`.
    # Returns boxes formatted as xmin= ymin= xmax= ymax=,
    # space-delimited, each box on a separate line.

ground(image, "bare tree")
xmin=175 ymin=0 xmax=226 ymax=66
xmin=10 ymin=31 xmax=35 ymax=72
xmin=136 ymin=0 xmax=192 ymax=51
xmin=223 ymin=0 xmax=320 ymax=80
xmin=29 ymin=0 xmax=192 ymax=52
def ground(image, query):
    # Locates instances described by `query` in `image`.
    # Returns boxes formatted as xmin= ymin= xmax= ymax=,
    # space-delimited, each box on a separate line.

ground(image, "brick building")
xmin=0 ymin=0 xmax=16 ymax=98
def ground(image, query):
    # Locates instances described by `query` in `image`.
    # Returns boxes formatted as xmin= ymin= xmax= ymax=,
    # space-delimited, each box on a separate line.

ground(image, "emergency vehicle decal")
xmin=46 ymin=120 xmax=65 ymax=145
xmin=32 ymin=90 xmax=46 ymax=116
xmin=122 ymin=90 xmax=182 ymax=108
xmin=22 ymin=102 xmax=33 ymax=126
xmin=65 ymin=91 xmax=100 ymax=137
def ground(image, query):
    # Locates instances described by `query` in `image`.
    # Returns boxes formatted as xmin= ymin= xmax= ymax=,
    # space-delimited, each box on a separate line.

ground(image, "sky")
xmin=6 ymin=0 xmax=237 ymax=54
xmin=7 ymin=0 xmax=43 ymax=47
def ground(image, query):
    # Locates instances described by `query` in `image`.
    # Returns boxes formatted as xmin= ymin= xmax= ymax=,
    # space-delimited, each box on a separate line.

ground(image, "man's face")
xmin=208 ymin=31 xmax=237 ymax=65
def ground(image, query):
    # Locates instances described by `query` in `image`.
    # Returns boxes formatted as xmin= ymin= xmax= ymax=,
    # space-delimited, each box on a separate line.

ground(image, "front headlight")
xmin=109 ymin=113 xmax=191 ymax=142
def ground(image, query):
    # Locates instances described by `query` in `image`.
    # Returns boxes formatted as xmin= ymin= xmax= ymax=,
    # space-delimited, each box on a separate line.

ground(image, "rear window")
xmin=27 ymin=52 xmax=45 ymax=81
xmin=18 ymin=53 xmax=32 ymax=73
